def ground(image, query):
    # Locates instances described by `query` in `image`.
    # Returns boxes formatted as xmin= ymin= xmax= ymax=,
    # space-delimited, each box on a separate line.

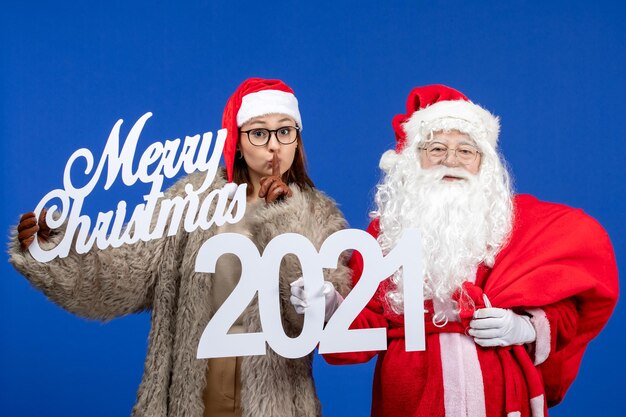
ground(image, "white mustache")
xmin=421 ymin=166 xmax=472 ymax=181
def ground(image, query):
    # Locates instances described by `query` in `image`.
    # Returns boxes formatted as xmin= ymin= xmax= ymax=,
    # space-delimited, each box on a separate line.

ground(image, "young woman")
xmin=11 ymin=78 xmax=351 ymax=417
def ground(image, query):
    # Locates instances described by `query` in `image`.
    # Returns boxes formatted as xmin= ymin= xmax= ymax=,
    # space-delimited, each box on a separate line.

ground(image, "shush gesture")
xmin=17 ymin=208 xmax=51 ymax=250
xmin=258 ymin=153 xmax=293 ymax=204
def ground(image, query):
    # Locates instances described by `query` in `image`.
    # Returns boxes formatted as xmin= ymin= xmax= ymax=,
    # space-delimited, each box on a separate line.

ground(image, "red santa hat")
xmin=222 ymin=78 xmax=302 ymax=183
xmin=380 ymin=84 xmax=500 ymax=172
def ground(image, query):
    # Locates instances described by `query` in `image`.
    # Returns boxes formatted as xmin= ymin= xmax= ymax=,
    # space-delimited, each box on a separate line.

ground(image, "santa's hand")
xmin=258 ymin=154 xmax=292 ymax=204
xmin=289 ymin=277 xmax=344 ymax=322
xmin=469 ymin=307 xmax=536 ymax=347
xmin=17 ymin=209 xmax=51 ymax=250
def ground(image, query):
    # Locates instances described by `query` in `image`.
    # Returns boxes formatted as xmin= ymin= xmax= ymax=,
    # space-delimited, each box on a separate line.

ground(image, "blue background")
xmin=1 ymin=1 xmax=624 ymax=416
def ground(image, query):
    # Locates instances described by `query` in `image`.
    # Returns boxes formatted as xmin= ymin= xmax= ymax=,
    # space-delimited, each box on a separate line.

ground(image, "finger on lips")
xmin=272 ymin=153 xmax=280 ymax=177
xmin=258 ymin=156 xmax=291 ymax=203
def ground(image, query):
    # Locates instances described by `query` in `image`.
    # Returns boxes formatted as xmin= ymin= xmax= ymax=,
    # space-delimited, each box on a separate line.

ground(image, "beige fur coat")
xmin=9 ymin=170 xmax=351 ymax=417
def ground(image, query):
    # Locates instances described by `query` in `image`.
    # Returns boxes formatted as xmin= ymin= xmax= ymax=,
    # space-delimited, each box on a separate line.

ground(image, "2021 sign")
xmin=24 ymin=113 xmax=426 ymax=360
xmin=196 ymin=228 xmax=425 ymax=359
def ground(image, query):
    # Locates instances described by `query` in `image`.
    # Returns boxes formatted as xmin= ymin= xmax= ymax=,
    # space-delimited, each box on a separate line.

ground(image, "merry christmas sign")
xmin=28 ymin=112 xmax=426 ymax=358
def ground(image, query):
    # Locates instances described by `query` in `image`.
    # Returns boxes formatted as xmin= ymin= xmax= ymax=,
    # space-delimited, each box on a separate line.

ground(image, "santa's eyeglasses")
xmin=418 ymin=142 xmax=481 ymax=165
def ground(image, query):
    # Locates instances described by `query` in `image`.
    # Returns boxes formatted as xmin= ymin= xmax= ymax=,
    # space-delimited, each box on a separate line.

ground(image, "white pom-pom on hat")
xmin=379 ymin=150 xmax=399 ymax=173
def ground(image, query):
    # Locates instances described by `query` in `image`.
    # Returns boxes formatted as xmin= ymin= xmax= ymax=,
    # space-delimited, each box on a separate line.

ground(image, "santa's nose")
xmin=442 ymin=151 xmax=461 ymax=167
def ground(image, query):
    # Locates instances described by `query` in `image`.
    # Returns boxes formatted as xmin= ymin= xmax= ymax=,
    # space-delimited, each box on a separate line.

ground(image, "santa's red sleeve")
xmin=323 ymin=219 xmax=389 ymax=365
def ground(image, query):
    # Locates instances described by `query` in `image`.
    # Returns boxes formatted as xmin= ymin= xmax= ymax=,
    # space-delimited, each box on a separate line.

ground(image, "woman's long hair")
xmin=232 ymin=132 xmax=315 ymax=196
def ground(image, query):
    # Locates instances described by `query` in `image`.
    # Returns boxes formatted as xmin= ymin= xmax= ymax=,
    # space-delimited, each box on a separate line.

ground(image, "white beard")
xmin=373 ymin=146 xmax=513 ymax=314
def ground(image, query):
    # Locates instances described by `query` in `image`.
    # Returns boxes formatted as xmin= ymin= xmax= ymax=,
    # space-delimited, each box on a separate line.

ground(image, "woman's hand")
xmin=17 ymin=208 xmax=51 ymax=250
xmin=258 ymin=154 xmax=293 ymax=204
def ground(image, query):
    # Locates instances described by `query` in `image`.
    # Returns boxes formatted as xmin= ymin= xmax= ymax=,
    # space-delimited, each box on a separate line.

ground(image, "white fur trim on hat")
xmin=403 ymin=100 xmax=499 ymax=150
xmin=237 ymin=89 xmax=303 ymax=130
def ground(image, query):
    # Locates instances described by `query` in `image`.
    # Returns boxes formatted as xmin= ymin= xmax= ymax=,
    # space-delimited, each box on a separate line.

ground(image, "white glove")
xmin=469 ymin=307 xmax=536 ymax=347
xmin=290 ymin=277 xmax=344 ymax=322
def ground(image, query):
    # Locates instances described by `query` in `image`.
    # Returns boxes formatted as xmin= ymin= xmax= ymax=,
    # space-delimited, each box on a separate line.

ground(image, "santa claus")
xmin=291 ymin=85 xmax=618 ymax=417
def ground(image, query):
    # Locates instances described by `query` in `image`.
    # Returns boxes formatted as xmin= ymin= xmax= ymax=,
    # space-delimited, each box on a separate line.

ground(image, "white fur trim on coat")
xmin=237 ymin=90 xmax=303 ymax=129
xmin=530 ymin=394 xmax=545 ymax=417
xmin=526 ymin=308 xmax=551 ymax=365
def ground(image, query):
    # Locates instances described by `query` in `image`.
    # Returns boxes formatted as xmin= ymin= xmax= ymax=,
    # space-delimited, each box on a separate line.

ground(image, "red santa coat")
xmin=325 ymin=194 xmax=618 ymax=417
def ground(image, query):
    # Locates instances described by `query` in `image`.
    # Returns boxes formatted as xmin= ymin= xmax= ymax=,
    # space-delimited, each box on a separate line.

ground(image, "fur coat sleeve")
xmin=7 ymin=173 xmax=200 ymax=321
